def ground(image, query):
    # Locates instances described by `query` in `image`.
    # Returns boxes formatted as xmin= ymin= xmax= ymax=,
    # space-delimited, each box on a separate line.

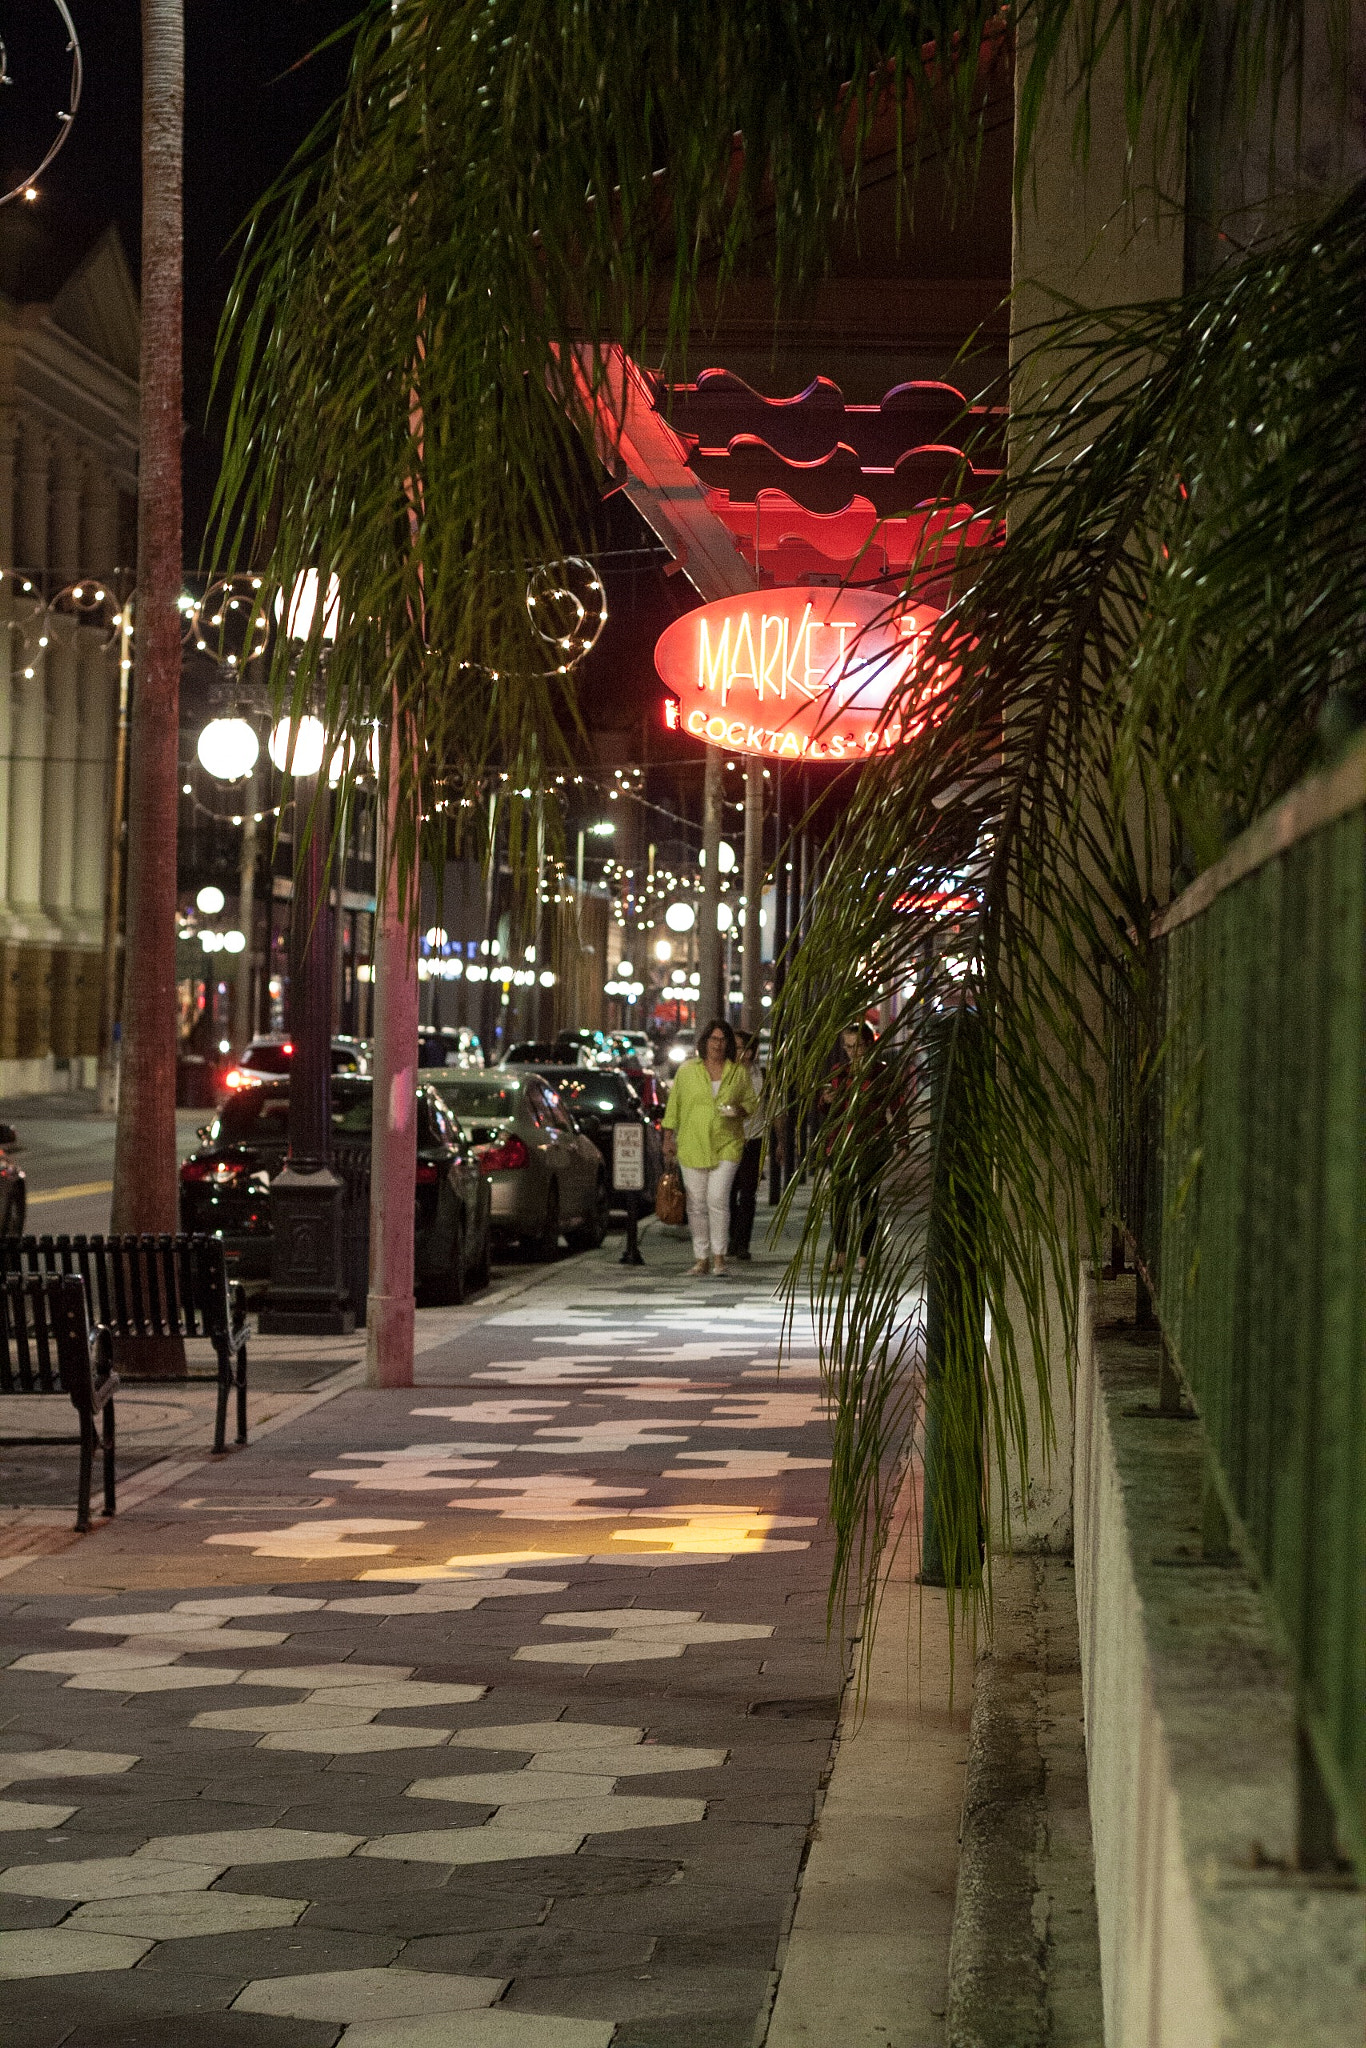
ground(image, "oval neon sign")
xmin=654 ymin=587 xmax=952 ymax=762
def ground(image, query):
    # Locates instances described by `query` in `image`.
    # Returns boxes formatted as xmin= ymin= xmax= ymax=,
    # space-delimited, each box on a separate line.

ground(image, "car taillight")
xmin=182 ymin=1160 xmax=246 ymax=1185
xmin=415 ymin=1162 xmax=441 ymax=1186
xmin=478 ymin=1134 xmax=529 ymax=1170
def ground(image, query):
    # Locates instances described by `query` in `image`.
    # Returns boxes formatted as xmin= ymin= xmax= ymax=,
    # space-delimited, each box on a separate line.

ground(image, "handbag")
xmin=655 ymin=1166 xmax=687 ymax=1227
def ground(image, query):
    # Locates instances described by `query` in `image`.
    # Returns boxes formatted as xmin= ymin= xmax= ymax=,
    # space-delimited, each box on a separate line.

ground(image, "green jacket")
xmin=663 ymin=1055 xmax=759 ymax=1169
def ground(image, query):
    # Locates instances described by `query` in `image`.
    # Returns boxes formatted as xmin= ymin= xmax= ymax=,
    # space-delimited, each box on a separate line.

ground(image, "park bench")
xmin=0 ymin=1270 xmax=116 ymax=1532
xmin=0 ymin=1234 xmax=249 ymax=1455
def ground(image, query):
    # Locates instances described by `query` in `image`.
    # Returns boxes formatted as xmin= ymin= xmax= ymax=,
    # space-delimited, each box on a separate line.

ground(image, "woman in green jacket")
xmin=662 ymin=1017 xmax=759 ymax=1276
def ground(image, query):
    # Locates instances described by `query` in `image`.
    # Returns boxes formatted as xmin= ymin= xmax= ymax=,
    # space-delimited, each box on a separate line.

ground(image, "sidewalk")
xmin=0 ymin=1194 xmax=969 ymax=2046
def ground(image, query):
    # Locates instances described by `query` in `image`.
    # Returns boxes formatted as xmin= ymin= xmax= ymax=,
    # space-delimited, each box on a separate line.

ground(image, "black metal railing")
xmin=1113 ymin=737 xmax=1365 ymax=1873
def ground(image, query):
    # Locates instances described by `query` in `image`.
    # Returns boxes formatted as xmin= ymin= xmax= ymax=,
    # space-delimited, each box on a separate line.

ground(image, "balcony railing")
xmin=1116 ymin=734 xmax=1365 ymax=1874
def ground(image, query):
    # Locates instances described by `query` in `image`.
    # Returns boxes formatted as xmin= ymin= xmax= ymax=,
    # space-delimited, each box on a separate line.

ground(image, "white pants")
xmin=681 ymin=1160 xmax=738 ymax=1261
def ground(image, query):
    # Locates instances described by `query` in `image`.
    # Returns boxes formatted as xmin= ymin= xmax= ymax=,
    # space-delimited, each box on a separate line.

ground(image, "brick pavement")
xmin=0 ymin=1217 xmax=854 ymax=2046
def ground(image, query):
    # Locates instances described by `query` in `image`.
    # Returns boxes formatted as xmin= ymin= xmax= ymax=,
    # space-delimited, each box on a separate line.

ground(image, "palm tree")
xmin=209 ymin=1 xmax=1359 ymax=1623
xmin=111 ymin=0 xmax=183 ymax=1234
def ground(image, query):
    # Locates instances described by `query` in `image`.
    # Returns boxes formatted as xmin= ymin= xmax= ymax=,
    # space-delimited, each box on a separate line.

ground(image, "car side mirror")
xmin=0 ymin=1122 xmax=15 ymax=1146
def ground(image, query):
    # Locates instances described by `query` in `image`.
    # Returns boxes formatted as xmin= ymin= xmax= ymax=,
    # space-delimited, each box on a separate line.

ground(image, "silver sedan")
xmin=430 ymin=1067 xmax=608 ymax=1259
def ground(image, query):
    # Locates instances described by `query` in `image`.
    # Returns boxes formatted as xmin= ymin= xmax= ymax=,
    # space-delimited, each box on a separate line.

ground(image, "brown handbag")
xmin=654 ymin=1167 xmax=687 ymax=1227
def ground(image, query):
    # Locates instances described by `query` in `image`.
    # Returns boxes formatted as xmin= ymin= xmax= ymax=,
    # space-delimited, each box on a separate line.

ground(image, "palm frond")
xmin=771 ymin=182 xmax=1366 ymax=1646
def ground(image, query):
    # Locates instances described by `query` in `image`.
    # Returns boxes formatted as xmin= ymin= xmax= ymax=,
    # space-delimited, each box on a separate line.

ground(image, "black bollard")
xmin=620 ymin=1195 xmax=644 ymax=1266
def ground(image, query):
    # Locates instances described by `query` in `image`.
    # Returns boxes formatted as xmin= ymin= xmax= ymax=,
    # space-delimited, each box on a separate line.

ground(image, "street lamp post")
xmin=259 ymin=573 xmax=353 ymax=1336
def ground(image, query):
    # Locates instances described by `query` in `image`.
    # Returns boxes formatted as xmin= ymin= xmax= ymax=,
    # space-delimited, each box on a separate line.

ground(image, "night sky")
xmin=0 ymin=0 xmax=357 ymax=556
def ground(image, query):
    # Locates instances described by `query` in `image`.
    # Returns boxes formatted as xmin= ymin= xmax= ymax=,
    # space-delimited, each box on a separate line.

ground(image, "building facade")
xmin=0 ymin=228 xmax=139 ymax=1094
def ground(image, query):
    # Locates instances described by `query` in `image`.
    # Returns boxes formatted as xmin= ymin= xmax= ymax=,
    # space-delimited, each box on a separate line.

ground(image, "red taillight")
xmin=478 ymin=1134 xmax=529 ymax=1171
xmin=415 ymin=1162 xmax=441 ymax=1186
xmin=182 ymin=1160 xmax=245 ymax=1185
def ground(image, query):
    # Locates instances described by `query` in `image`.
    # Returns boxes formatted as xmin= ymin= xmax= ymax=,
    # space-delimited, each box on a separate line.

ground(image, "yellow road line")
xmin=26 ymin=1180 xmax=114 ymax=1206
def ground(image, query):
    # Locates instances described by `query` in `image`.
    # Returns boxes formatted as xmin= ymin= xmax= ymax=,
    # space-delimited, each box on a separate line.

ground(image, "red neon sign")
xmin=653 ymin=588 xmax=953 ymax=762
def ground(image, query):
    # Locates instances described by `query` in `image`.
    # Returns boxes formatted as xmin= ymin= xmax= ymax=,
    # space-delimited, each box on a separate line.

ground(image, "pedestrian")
xmin=727 ymin=1029 xmax=765 ymax=1261
xmin=662 ymin=1016 xmax=758 ymax=1277
xmin=820 ymin=1022 xmax=883 ymax=1272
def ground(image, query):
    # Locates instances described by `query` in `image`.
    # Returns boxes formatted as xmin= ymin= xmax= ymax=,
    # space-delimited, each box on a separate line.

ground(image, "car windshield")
xmin=503 ymin=1042 xmax=559 ymax=1064
xmin=239 ymin=1042 xmax=362 ymax=1075
xmin=433 ymin=1078 xmax=521 ymax=1120
xmin=547 ymin=1073 xmax=634 ymax=1116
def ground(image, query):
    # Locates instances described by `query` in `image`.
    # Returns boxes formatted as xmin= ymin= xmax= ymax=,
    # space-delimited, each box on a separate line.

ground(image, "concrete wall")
xmin=1073 ymin=1277 xmax=1363 ymax=2048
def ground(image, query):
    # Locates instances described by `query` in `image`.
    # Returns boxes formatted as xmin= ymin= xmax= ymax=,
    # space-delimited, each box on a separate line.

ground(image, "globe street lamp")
xmin=259 ymin=572 xmax=353 ymax=1336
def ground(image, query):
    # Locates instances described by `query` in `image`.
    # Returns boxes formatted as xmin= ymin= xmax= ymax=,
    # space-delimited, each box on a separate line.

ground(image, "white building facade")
xmin=0 ymin=228 xmax=139 ymax=1094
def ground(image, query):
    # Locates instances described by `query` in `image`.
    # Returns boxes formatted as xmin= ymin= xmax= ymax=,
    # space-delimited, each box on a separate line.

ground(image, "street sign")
xmin=612 ymin=1122 xmax=645 ymax=1192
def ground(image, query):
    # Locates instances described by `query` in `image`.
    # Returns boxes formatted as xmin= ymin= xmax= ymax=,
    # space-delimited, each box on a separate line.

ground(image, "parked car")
xmin=179 ymin=1076 xmax=491 ymax=1303
xmin=220 ymin=1033 xmax=369 ymax=1098
xmin=428 ymin=1067 xmax=608 ymax=1258
xmin=526 ymin=1066 xmax=662 ymax=1211
xmin=499 ymin=1039 xmax=592 ymax=1069
xmin=0 ymin=1122 xmax=24 ymax=1235
xmin=662 ymin=1027 xmax=696 ymax=1072
xmin=610 ymin=1030 xmax=654 ymax=1071
xmin=418 ymin=1024 xmax=484 ymax=1070
xmin=554 ymin=1027 xmax=613 ymax=1067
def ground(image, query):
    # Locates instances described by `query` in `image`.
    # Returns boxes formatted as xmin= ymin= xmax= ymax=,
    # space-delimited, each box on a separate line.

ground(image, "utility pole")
xmin=112 ymin=0 xmax=183 ymax=1233
xmin=366 ymin=700 xmax=419 ymax=1387
xmin=698 ymin=744 xmax=723 ymax=1017
xmin=232 ymin=772 xmax=258 ymax=1054
xmin=740 ymin=763 xmax=763 ymax=1031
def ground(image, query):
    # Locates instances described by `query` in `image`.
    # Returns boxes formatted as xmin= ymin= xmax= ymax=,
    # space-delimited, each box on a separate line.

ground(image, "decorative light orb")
xmin=195 ymin=885 xmax=226 ymax=915
xmin=716 ymin=902 xmax=733 ymax=932
xmin=268 ymin=715 xmax=326 ymax=777
xmin=538 ymin=970 xmax=556 ymax=988
xmin=196 ymin=716 xmax=259 ymax=783
xmin=699 ymin=841 xmax=737 ymax=874
xmin=588 ymin=819 xmax=615 ymax=837
xmin=617 ymin=960 xmax=633 ymax=978
xmin=275 ymin=569 xmax=340 ymax=644
xmin=664 ymin=901 xmax=695 ymax=933
xmin=425 ymin=927 xmax=449 ymax=952
xmin=222 ymin=929 xmax=246 ymax=954
xmin=198 ymin=929 xmax=223 ymax=953
xmin=670 ymin=969 xmax=686 ymax=986
xmin=654 ymin=938 xmax=672 ymax=963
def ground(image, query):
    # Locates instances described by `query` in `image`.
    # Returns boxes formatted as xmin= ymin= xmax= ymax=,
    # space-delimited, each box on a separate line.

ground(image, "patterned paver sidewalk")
xmin=0 ymin=1210 xmax=853 ymax=2047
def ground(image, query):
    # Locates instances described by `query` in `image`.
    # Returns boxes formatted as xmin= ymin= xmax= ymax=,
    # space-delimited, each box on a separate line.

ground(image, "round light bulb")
xmin=664 ymin=901 xmax=696 ymax=933
xmin=716 ymin=902 xmax=733 ymax=932
xmin=275 ymin=569 xmax=340 ymax=644
xmin=222 ymin=929 xmax=247 ymax=954
xmin=654 ymin=939 xmax=673 ymax=963
xmin=268 ymin=715 xmax=326 ymax=777
xmin=617 ymin=960 xmax=633 ymax=978
xmin=196 ymin=716 xmax=260 ymax=784
xmin=195 ymin=884 xmax=226 ymax=915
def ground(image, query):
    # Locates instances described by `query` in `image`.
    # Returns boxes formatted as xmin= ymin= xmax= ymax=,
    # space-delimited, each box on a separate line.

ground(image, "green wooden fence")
xmin=1141 ymin=738 xmax=1364 ymax=1873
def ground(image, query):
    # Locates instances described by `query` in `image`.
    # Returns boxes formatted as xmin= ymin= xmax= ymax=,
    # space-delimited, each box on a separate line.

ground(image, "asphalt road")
xmin=0 ymin=1098 xmax=208 ymax=1238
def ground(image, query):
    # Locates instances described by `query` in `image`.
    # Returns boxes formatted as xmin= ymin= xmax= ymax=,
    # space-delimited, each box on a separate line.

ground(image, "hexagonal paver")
xmin=526 ymin=1743 xmax=726 ymax=1776
xmin=359 ymin=1827 xmax=585 ymax=1865
xmin=69 ymin=1889 xmax=307 ymax=1940
xmin=485 ymin=1794 xmax=704 ymax=1833
xmin=445 ymin=1721 xmax=643 ymax=1753
xmin=66 ymin=1664 xmax=246 ymax=1693
xmin=344 ymin=2015 xmax=614 ymax=2047
xmin=407 ymin=1770 xmax=617 ymax=1806
xmin=138 ymin=1828 xmax=361 ymax=1865
xmin=0 ymin=1856 xmax=223 ymax=1900
xmin=260 ymin=1723 xmax=455 ymax=1754
xmin=231 ymin=1965 xmax=504 ymax=2020
xmin=0 ymin=1749 xmax=138 ymax=1787
xmin=0 ymin=1928 xmax=153 ymax=1978
xmin=0 ymin=1800 xmax=76 ymax=1830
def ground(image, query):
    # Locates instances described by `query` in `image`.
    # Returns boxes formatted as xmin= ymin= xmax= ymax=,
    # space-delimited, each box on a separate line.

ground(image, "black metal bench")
xmin=0 ymin=1271 xmax=116 ymax=1532
xmin=0 ymin=1234 xmax=249 ymax=1455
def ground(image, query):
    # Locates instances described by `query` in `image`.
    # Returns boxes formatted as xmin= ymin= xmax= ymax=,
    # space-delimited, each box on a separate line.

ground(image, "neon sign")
xmin=653 ymin=588 xmax=953 ymax=762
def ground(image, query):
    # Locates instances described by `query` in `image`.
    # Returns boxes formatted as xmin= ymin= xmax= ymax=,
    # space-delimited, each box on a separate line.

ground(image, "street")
xmin=0 ymin=1208 xmax=966 ymax=2047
